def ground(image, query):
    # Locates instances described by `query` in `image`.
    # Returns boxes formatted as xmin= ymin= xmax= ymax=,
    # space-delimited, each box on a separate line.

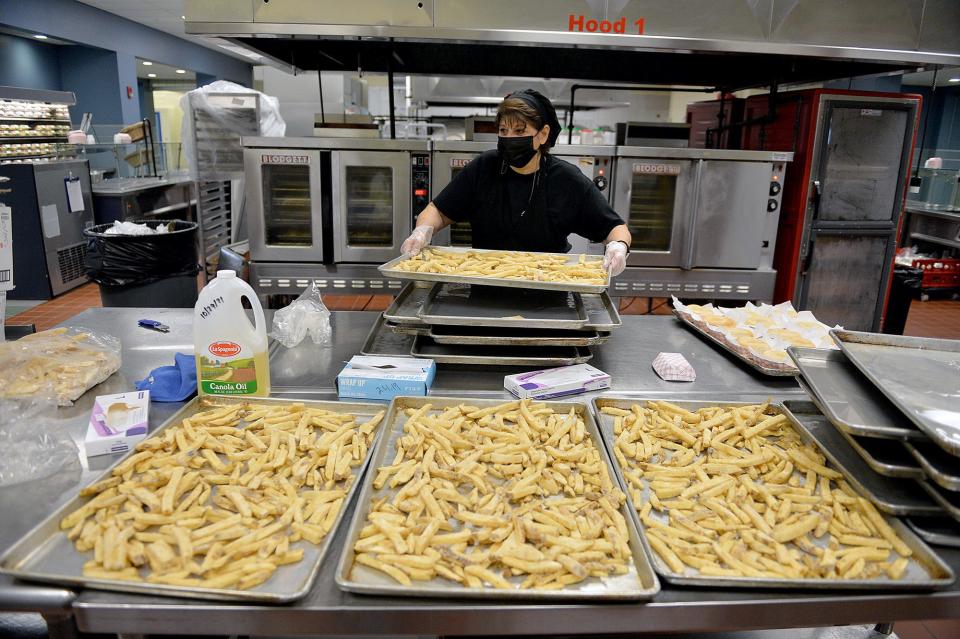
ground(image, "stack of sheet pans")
xmin=361 ymin=281 xmax=622 ymax=366
xmin=787 ymin=331 xmax=960 ymax=547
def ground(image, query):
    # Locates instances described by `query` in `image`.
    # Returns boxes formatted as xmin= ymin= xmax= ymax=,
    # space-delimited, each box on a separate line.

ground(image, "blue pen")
xmin=138 ymin=319 xmax=170 ymax=333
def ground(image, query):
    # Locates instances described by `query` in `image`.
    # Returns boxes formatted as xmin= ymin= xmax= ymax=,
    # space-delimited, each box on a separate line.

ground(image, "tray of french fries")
xmin=0 ymin=396 xmax=387 ymax=602
xmin=335 ymin=396 xmax=661 ymax=599
xmin=379 ymin=247 xmax=609 ymax=294
xmin=591 ymin=397 xmax=954 ymax=590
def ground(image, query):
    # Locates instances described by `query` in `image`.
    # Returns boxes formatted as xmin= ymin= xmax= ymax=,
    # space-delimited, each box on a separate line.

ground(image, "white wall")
xmin=254 ymin=66 xmax=345 ymax=137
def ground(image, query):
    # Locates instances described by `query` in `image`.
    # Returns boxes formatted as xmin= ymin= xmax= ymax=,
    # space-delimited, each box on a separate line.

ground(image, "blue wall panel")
xmin=0 ymin=34 xmax=61 ymax=90
xmin=58 ymin=46 xmax=122 ymax=124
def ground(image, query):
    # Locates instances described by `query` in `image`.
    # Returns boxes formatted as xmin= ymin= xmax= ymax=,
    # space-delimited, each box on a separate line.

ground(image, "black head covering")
xmin=505 ymin=89 xmax=562 ymax=148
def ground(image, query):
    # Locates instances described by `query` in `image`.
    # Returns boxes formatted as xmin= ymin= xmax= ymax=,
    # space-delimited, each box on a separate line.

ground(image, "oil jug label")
xmin=198 ymin=344 xmax=260 ymax=395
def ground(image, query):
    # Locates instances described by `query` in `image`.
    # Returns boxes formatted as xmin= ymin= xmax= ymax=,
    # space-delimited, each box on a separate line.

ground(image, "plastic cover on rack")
xmin=0 ymin=327 xmax=122 ymax=406
xmin=0 ymin=394 xmax=80 ymax=487
xmin=180 ymin=80 xmax=285 ymax=180
xmin=270 ymin=281 xmax=332 ymax=348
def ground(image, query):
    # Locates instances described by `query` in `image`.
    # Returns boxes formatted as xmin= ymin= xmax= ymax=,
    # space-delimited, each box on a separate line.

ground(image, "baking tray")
xmin=920 ymin=481 xmax=960 ymax=524
xmin=419 ymin=283 xmax=588 ymax=330
xmin=831 ymin=330 xmax=960 ymax=456
xmin=384 ymin=284 xmax=620 ymax=332
xmin=833 ymin=428 xmax=925 ymax=480
xmin=907 ymin=517 xmax=960 ymax=548
xmin=789 ymin=347 xmax=926 ymax=442
xmin=0 ymin=396 xmax=387 ymax=603
xmin=428 ymin=324 xmax=610 ymax=347
xmin=905 ymin=441 xmax=960 ymax=492
xmin=782 ymin=401 xmax=941 ymax=516
xmin=673 ymin=310 xmax=796 ymax=377
xmin=360 ymin=314 xmax=415 ymax=357
xmin=411 ymin=336 xmax=593 ymax=366
xmin=335 ymin=396 xmax=660 ymax=600
xmin=382 ymin=283 xmax=432 ymax=325
xmin=591 ymin=397 xmax=953 ymax=590
xmin=385 ymin=321 xmax=428 ymax=337
xmin=379 ymin=246 xmax=609 ymax=294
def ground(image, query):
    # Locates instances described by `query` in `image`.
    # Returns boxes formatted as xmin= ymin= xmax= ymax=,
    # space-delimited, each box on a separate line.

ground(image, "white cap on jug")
xmin=218 ymin=270 xmax=236 ymax=279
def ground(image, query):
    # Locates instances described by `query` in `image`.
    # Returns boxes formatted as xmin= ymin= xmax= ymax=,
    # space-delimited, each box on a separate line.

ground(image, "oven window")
xmin=261 ymin=164 xmax=313 ymax=246
xmin=346 ymin=166 xmax=394 ymax=246
xmin=628 ymin=173 xmax=676 ymax=251
xmin=449 ymin=166 xmax=473 ymax=246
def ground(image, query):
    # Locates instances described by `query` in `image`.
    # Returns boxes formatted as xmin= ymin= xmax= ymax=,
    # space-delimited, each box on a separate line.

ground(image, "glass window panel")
xmin=262 ymin=164 xmax=313 ymax=246
xmin=449 ymin=166 xmax=473 ymax=246
xmin=346 ymin=166 xmax=394 ymax=247
xmin=628 ymin=173 xmax=676 ymax=251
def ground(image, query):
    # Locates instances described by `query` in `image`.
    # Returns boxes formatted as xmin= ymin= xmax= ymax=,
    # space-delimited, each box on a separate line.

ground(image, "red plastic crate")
xmin=908 ymin=258 xmax=960 ymax=289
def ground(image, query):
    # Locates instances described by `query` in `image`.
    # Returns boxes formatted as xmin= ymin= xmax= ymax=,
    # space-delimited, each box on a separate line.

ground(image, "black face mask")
xmin=498 ymin=135 xmax=538 ymax=168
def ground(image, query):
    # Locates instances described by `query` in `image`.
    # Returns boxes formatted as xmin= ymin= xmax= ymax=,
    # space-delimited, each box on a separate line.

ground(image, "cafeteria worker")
xmin=401 ymin=89 xmax=632 ymax=276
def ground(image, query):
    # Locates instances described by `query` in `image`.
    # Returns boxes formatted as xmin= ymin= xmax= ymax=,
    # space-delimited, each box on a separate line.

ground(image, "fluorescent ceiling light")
xmin=142 ymin=61 xmax=153 ymax=66
xmin=33 ymin=34 xmax=48 ymax=39
xmin=217 ymin=43 xmax=263 ymax=61
xmin=175 ymin=69 xmax=186 ymax=74
xmin=147 ymin=73 xmax=157 ymax=78
xmin=950 ymin=78 xmax=960 ymax=83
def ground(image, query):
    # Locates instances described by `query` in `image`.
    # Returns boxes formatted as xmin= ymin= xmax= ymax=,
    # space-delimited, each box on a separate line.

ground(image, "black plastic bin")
xmin=84 ymin=220 xmax=201 ymax=308
xmin=883 ymin=265 xmax=923 ymax=335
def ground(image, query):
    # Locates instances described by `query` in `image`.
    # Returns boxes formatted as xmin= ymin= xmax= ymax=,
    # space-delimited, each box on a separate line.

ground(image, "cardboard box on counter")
xmin=337 ymin=356 xmax=436 ymax=400
xmin=85 ymin=390 xmax=150 ymax=457
xmin=505 ymin=364 xmax=611 ymax=400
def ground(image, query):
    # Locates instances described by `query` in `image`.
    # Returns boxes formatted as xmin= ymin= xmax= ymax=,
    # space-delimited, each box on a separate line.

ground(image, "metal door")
xmin=797 ymin=229 xmax=896 ymax=331
xmin=692 ymin=160 xmax=772 ymax=269
xmin=812 ymin=102 xmax=913 ymax=225
xmin=246 ymin=149 xmax=323 ymax=262
xmin=431 ymin=152 xmax=478 ymax=247
xmin=332 ymin=150 xmax=410 ymax=262
xmin=34 ymin=161 xmax=93 ymax=296
xmin=613 ymin=158 xmax=695 ymax=267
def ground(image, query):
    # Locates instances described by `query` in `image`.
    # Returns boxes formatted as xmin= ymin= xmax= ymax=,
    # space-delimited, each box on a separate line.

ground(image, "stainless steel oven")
xmin=245 ymin=147 xmax=324 ymax=262
xmin=613 ymin=147 xmax=791 ymax=270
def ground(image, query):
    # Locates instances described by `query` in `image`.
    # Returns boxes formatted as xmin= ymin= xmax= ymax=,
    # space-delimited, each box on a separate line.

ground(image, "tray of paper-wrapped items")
xmin=671 ymin=297 xmax=839 ymax=376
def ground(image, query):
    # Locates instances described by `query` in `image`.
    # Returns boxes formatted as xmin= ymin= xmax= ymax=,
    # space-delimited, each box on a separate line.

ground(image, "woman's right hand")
xmin=401 ymin=225 xmax=434 ymax=256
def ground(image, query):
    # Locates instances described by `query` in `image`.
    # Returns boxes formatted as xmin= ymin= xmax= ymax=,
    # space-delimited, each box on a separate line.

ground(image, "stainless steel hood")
xmin=186 ymin=0 xmax=960 ymax=87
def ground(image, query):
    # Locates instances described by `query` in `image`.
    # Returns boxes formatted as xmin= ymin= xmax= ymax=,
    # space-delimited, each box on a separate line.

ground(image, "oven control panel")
xmin=412 ymin=153 xmax=430 ymax=219
xmin=767 ymin=162 xmax=787 ymax=213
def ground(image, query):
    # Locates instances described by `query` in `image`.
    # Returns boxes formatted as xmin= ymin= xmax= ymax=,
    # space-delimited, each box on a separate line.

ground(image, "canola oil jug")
xmin=194 ymin=270 xmax=270 ymax=397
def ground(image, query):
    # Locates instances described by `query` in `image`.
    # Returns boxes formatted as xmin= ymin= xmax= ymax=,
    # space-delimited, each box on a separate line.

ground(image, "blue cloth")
xmin=135 ymin=352 xmax=197 ymax=402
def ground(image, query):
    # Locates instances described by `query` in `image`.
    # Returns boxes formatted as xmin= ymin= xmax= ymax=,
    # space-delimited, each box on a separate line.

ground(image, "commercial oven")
xmin=612 ymin=147 xmax=790 ymax=270
xmin=430 ymin=141 xmax=615 ymax=249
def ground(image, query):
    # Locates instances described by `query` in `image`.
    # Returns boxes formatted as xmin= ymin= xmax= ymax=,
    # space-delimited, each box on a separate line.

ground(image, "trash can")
xmin=883 ymin=265 xmax=923 ymax=335
xmin=84 ymin=221 xmax=201 ymax=308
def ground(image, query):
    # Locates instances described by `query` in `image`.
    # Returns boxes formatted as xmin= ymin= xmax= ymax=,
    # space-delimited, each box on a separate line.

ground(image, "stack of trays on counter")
xmin=787 ymin=330 xmax=960 ymax=547
xmin=365 ymin=248 xmax=620 ymax=366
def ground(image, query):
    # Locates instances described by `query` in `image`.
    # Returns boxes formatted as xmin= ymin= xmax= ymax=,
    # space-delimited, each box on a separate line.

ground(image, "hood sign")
xmin=568 ymin=14 xmax=645 ymax=34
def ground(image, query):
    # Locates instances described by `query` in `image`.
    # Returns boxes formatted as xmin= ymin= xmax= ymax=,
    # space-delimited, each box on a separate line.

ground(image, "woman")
xmin=400 ymin=89 xmax=631 ymax=276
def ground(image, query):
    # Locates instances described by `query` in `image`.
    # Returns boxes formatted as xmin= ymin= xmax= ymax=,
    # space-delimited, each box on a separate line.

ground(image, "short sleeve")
xmin=571 ymin=184 xmax=624 ymax=243
xmin=432 ymin=157 xmax=480 ymax=223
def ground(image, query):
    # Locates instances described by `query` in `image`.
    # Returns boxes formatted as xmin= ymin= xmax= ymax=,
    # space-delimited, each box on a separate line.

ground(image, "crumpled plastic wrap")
xmin=672 ymin=297 xmax=840 ymax=372
xmin=270 ymin=282 xmax=332 ymax=348
xmin=0 ymin=394 xmax=80 ymax=487
xmin=103 ymin=220 xmax=171 ymax=236
xmin=0 ymin=327 xmax=122 ymax=406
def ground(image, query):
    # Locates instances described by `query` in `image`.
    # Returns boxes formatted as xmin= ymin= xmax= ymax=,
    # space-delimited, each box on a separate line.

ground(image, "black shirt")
xmin=432 ymin=150 xmax=624 ymax=252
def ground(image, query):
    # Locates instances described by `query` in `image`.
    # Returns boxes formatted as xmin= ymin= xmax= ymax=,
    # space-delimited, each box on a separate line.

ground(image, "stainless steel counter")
xmin=2 ymin=308 xmax=959 ymax=637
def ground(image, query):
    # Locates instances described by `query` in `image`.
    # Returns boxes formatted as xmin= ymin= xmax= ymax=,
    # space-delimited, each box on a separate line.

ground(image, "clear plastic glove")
xmin=401 ymin=225 xmax=434 ymax=257
xmin=603 ymin=241 xmax=628 ymax=277
xmin=270 ymin=282 xmax=332 ymax=348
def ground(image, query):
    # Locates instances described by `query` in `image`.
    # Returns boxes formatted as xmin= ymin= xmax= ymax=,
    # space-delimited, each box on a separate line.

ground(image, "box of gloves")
xmin=337 ymin=356 xmax=436 ymax=400
xmin=85 ymin=390 xmax=150 ymax=457
xmin=504 ymin=363 xmax=610 ymax=400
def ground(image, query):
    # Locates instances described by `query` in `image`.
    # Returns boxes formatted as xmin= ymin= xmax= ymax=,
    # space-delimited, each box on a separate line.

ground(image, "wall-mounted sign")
xmin=568 ymin=14 xmax=645 ymax=34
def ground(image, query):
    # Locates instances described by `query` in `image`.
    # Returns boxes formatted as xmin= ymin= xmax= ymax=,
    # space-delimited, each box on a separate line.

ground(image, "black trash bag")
xmin=883 ymin=266 xmax=924 ymax=335
xmin=84 ymin=221 xmax=201 ymax=287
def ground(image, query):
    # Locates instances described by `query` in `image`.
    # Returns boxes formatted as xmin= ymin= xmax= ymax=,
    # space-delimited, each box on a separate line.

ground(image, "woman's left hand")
xmin=603 ymin=241 xmax=628 ymax=277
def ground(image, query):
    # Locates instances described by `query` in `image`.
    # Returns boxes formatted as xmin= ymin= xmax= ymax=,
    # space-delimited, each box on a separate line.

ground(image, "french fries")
xmin=351 ymin=400 xmax=635 ymax=590
xmin=392 ymin=249 xmax=607 ymax=285
xmin=601 ymin=401 xmax=916 ymax=581
xmin=61 ymin=401 xmax=384 ymax=590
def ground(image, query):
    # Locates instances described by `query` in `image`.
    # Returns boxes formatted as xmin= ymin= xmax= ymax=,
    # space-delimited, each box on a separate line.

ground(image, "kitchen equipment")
xmin=0 ymin=86 xmax=73 ymax=163
xmin=419 ymin=284 xmax=589 ymax=329
xmin=411 ymin=337 xmax=593 ymax=366
xmin=336 ymin=395 xmax=660 ymax=600
xmin=616 ymin=122 xmax=690 ymax=148
xmin=739 ymin=90 xmax=921 ymax=331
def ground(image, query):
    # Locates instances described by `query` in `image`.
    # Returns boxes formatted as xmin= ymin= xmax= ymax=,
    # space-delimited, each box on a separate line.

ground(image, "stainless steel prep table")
xmin=4 ymin=308 xmax=960 ymax=637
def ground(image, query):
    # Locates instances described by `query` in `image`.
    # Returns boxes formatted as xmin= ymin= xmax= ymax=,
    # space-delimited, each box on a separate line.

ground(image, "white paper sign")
xmin=65 ymin=177 xmax=84 ymax=213
xmin=41 ymin=204 xmax=61 ymax=239
xmin=0 ymin=204 xmax=12 ymax=292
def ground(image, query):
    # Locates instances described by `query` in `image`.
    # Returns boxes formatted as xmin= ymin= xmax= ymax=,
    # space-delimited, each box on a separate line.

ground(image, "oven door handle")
xmin=810 ymin=179 xmax=823 ymax=221
xmin=681 ymin=160 xmax=703 ymax=271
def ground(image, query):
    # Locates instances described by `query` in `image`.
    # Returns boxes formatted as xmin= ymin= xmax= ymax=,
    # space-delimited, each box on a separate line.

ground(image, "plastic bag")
xmin=84 ymin=221 xmax=200 ymax=287
xmin=180 ymin=80 xmax=285 ymax=180
xmin=0 ymin=327 xmax=122 ymax=406
xmin=270 ymin=282 xmax=332 ymax=348
xmin=0 ymin=394 xmax=80 ymax=487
